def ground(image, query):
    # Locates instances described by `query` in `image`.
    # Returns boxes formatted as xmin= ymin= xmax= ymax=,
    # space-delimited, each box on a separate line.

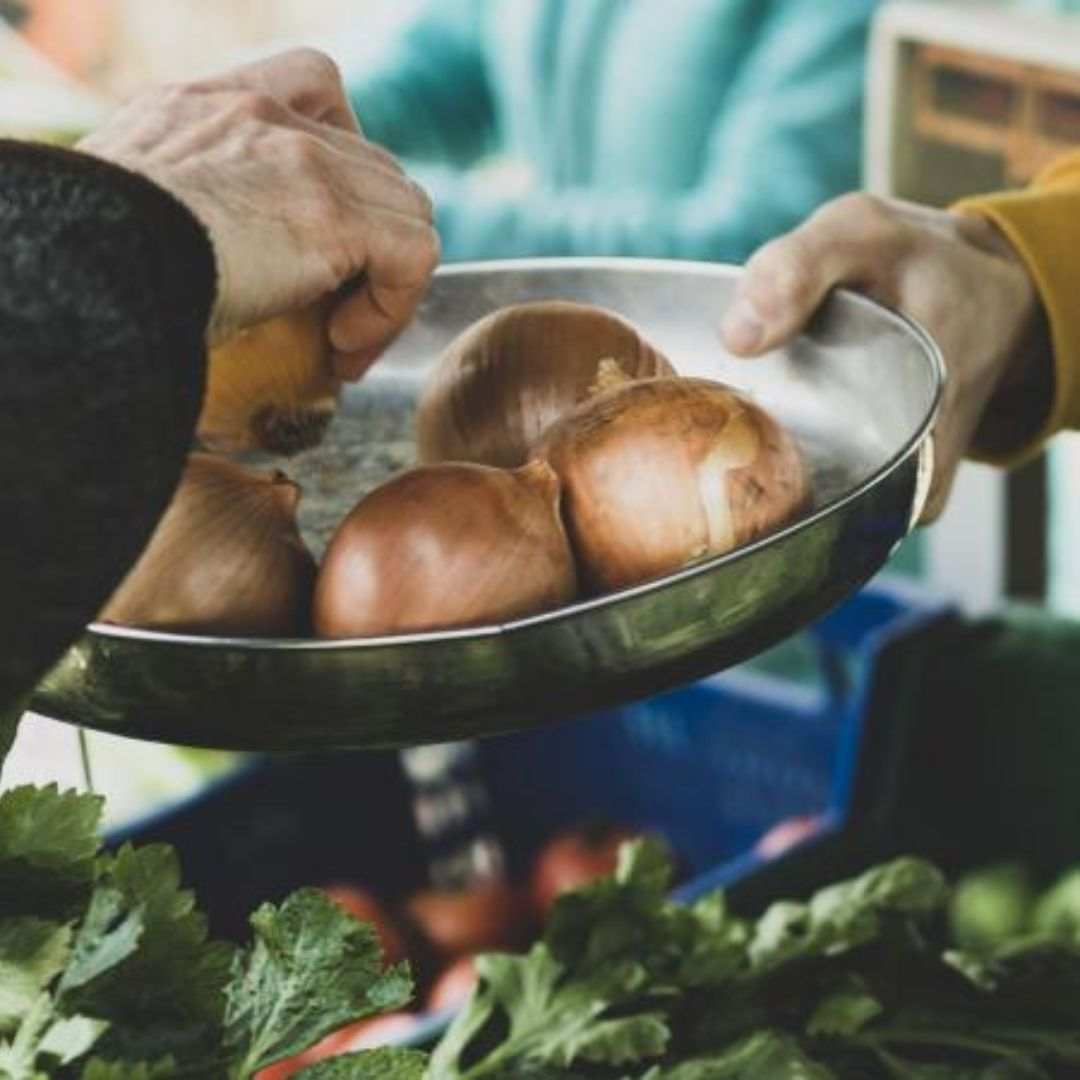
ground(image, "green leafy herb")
xmin=0 ymin=785 xmax=103 ymax=921
xmin=9 ymin=779 xmax=1080 ymax=1079
xmin=223 ymin=888 xmax=413 ymax=1078
xmin=296 ymin=1047 xmax=429 ymax=1079
xmin=427 ymin=845 xmax=1080 ymax=1079
xmin=0 ymin=785 xmax=415 ymax=1080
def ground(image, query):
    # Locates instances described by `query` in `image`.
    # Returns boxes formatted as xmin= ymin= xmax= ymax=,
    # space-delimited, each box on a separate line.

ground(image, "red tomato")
xmin=405 ymin=881 xmax=531 ymax=958
xmin=530 ymin=822 xmax=640 ymax=916
xmin=426 ymin=955 xmax=478 ymax=1013
xmin=255 ymin=1012 xmax=418 ymax=1080
xmin=321 ymin=884 xmax=406 ymax=964
xmin=753 ymin=815 xmax=824 ymax=859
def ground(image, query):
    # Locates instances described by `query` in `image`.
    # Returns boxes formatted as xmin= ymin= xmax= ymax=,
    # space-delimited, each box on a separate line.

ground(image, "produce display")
xmin=7 ymin=783 xmax=1080 ymax=1079
xmin=101 ymin=300 xmax=811 ymax=638
xmin=949 ymin=861 xmax=1080 ymax=951
xmin=259 ymin=821 xmax=649 ymax=1077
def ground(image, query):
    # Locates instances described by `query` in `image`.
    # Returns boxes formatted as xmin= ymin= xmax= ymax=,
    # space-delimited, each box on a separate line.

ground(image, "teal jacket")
xmin=345 ymin=0 xmax=878 ymax=262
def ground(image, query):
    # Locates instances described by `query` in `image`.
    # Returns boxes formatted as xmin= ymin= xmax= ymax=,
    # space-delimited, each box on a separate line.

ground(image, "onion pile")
xmin=416 ymin=300 xmax=673 ymax=468
xmin=198 ymin=300 xmax=340 ymax=456
xmin=537 ymin=377 xmax=809 ymax=592
xmin=103 ymin=300 xmax=809 ymax=642
xmin=312 ymin=461 xmax=576 ymax=637
xmin=99 ymin=453 xmax=316 ymax=636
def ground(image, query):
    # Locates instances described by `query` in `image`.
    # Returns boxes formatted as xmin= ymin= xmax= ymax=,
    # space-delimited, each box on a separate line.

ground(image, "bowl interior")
xmin=277 ymin=258 xmax=938 ymax=566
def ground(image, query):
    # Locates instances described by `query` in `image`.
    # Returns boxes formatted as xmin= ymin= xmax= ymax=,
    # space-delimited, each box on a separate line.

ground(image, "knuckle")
xmin=289 ymin=47 xmax=342 ymax=87
xmin=232 ymin=89 xmax=278 ymax=122
xmin=832 ymin=191 xmax=887 ymax=223
xmin=828 ymin=192 xmax=901 ymax=247
xmin=746 ymin=239 xmax=814 ymax=318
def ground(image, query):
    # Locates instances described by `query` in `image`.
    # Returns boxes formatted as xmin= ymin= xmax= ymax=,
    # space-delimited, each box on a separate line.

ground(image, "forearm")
xmin=0 ymin=141 xmax=214 ymax=705
xmin=955 ymin=153 xmax=1080 ymax=463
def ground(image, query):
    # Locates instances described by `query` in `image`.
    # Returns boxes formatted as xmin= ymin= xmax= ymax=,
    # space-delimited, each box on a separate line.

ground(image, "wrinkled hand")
xmin=721 ymin=194 xmax=1047 ymax=521
xmin=78 ymin=48 xmax=440 ymax=379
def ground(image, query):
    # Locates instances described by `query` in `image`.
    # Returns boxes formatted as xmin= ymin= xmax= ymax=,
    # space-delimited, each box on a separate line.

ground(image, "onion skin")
xmin=99 ymin=453 xmax=316 ymax=636
xmin=416 ymin=300 xmax=674 ymax=468
xmin=313 ymin=460 xmax=577 ymax=637
xmin=537 ymin=377 xmax=809 ymax=593
xmin=198 ymin=301 xmax=340 ymax=456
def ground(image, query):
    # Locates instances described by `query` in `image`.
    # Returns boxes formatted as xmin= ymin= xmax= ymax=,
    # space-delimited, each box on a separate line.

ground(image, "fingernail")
xmin=722 ymin=298 xmax=764 ymax=353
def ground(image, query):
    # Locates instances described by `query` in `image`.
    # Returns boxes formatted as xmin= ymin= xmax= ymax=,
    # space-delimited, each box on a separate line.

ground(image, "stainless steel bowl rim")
xmin=85 ymin=257 xmax=944 ymax=652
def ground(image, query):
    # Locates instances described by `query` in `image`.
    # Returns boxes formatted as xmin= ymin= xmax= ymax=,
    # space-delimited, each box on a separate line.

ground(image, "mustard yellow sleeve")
xmin=954 ymin=152 xmax=1080 ymax=462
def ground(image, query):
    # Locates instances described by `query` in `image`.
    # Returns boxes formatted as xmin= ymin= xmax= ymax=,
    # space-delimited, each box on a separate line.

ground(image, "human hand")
xmin=78 ymin=48 xmax=440 ymax=379
xmin=721 ymin=194 xmax=1049 ymax=520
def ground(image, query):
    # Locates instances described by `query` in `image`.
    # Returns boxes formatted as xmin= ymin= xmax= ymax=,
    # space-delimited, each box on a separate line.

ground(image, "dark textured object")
xmin=0 ymin=140 xmax=214 ymax=707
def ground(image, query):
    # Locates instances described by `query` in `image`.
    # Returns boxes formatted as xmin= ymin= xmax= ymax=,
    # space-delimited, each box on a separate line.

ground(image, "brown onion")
xmin=99 ymin=453 xmax=316 ymax=635
xmin=536 ymin=377 xmax=809 ymax=592
xmin=416 ymin=300 xmax=674 ymax=468
xmin=198 ymin=300 xmax=340 ymax=455
xmin=313 ymin=461 xmax=577 ymax=637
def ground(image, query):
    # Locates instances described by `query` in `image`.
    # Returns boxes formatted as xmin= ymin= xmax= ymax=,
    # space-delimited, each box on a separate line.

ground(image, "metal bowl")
xmin=30 ymin=259 xmax=942 ymax=751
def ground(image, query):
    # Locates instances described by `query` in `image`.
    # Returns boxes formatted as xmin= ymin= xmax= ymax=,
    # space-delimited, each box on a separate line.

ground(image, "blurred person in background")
xmin=342 ymin=0 xmax=878 ymax=262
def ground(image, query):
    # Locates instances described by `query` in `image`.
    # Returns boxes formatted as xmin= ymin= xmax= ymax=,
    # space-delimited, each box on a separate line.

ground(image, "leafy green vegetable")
xmin=428 ymin=844 xmax=1080 ymax=1079
xmin=640 ymin=1031 xmax=839 ymax=1079
xmin=0 ymin=785 xmax=416 ymax=1080
xmin=296 ymin=1047 xmax=429 ymax=1079
xmin=0 ymin=785 xmax=102 ymax=921
xmin=1032 ymin=869 xmax=1080 ymax=941
xmin=949 ymin=864 xmax=1037 ymax=951
xmin=78 ymin=1059 xmax=176 ymax=1080
xmin=0 ymin=919 xmax=71 ymax=1029
xmin=67 ymin=844 xmax=235 ymax=1067
xmin=8 ymin=779 xmax=1080 ymax=1079
xmin=224 ymin=888 xmax=413 ymax=1078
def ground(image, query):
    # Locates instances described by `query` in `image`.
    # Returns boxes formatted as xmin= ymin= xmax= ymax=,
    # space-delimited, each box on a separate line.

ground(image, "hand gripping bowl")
xmin=30 ymin=259 xmax=942 ymax=751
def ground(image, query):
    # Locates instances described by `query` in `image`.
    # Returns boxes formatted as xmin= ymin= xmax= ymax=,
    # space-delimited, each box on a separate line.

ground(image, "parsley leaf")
xmin=68 ymin=844 xmax=236 ymax=1067
xmin=223 ymin=888 xmax=413 ymax=1079
xmin=0 ymin=918 xmax=71 ymax=1030
xmin=0 ymin=786 xmax=102 ymax=921
xmin=295 ymin=1047 xmax=428 ymax=1078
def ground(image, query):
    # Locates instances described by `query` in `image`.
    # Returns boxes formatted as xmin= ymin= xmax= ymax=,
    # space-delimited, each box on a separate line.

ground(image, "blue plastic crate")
xmin=477 ymin=574 xmax=954 ymax=898
xmin=104 ymin=574 xmax=954 ymax=938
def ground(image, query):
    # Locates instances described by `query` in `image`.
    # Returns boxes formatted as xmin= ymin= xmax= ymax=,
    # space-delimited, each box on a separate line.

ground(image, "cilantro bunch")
xmin=5 ymin=783 xmax=1080 ymax=1080
xmin=0 ymin=784 xmax=422 ymax=1080
xmin=430 ymin=843 xmax=1080 ymax=1079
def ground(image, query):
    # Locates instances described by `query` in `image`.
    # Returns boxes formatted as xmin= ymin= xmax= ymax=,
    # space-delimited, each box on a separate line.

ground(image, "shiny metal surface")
xmin=31 ymin=259 xmax=943 ymax=751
